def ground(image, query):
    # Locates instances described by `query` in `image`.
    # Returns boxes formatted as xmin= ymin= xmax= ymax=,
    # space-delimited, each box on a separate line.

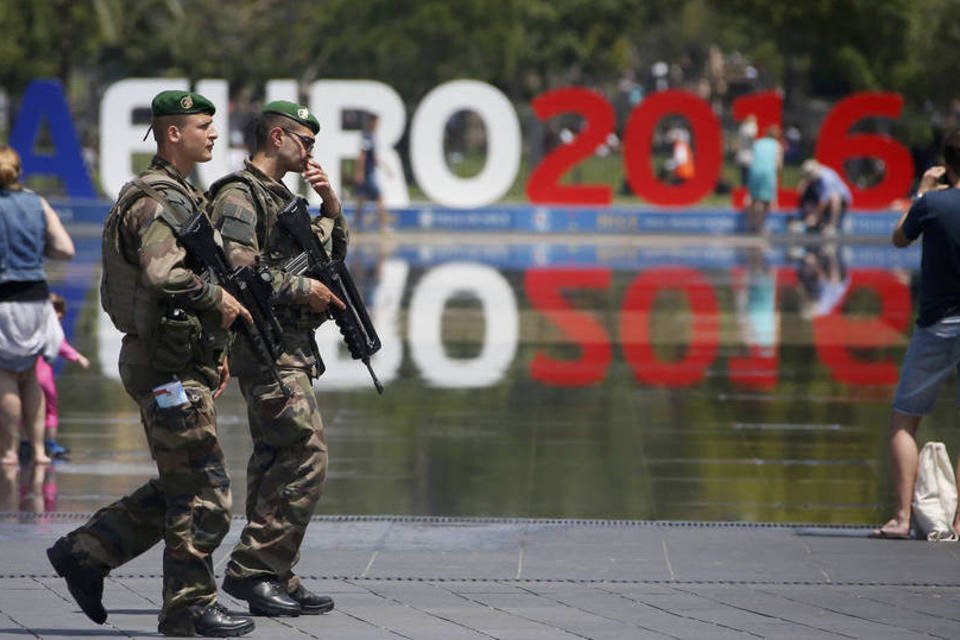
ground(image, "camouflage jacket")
xmin=105 ymin=156 xmax=226 ymax=384
xmin=208 ymin=160 xmax=347 ymax=377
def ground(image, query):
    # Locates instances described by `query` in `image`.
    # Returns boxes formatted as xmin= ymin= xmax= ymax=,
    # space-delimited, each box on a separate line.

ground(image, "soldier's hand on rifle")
xmin=306 ymin=278 xmax=346 ymax=314
xmin=217 ymin=289 xmax=254 ymax=329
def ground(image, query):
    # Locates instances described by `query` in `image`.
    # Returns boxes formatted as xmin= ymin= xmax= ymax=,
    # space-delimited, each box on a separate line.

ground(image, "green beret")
xmin=263 ymin=100 xmax=320 ymax=134
xmin=151 ymin=90 xmax=216 ymax=117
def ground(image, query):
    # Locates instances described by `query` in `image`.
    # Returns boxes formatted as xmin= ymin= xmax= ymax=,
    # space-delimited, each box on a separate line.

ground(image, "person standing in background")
xmin=745 ymin=124 xmax=783 ymax=234
xmin=875 ymin=130 xmax=960 ymax=539
xmin=666 ymin=127 xmax=695 ymax=184
xmin=35 ymin=293 xmax=89 ymax=460
xmin=354 ymin=114 xmax=392 ymax=232
xmin=0 ymin=145 xmax=75 ymax=467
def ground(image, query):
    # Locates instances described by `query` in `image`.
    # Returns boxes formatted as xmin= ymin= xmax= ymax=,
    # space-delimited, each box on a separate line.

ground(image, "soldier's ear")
xmin=271 ymin=127 xmax=285 ymax=149
xmin=167 ymin=124 xmax=183 ymax=145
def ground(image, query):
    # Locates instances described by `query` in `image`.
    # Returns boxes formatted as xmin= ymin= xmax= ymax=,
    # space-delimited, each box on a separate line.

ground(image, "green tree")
xmin=707 ymin=0 xmax=912 ymax=96
xmin=0 ymin=0 xmax=104 ymax=93
xmin=892 ymin=0 xmax=960 ymax=107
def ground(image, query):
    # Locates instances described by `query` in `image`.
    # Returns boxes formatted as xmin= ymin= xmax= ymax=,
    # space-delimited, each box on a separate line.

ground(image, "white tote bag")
xmin=912 ymin=442 xmax=959 ymax=541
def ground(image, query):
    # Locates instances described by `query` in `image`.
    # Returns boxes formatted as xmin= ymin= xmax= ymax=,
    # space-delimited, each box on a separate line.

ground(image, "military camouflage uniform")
xmin=57 ymin=156 xmax=232 ymax=635
xmin=208 ymin=161 xmax=345 ymax=594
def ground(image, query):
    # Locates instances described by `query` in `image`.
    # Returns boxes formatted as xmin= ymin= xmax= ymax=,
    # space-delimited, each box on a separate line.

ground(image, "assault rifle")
xmin=177 ymin=211 xmax=291 ymax=397
xmin=277 ymin=196 xmax=384 ymax=394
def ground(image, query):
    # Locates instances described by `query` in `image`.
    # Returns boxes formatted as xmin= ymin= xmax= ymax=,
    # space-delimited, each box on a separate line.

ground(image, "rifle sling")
xmin=131 ymin=177 xmax=196 ymax=232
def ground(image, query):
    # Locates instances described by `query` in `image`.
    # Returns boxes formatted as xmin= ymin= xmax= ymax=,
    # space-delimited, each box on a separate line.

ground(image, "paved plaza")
xmin=1 ymin=515 xmax=958 ymax=639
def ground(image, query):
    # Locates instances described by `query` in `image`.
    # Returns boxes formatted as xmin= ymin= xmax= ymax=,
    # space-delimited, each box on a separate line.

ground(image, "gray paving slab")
xmin=763 ymin=586 xmax=957 ymax=638
xmin=3 ymin=515 xmax=960 ymax=639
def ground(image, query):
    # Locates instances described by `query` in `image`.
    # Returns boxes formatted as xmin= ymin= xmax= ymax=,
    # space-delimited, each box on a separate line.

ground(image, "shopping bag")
xmin=912 ymin=441 xmax=958 ymax=541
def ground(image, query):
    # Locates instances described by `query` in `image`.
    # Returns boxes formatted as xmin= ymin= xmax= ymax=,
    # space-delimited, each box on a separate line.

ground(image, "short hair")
xmin=801 ymin=159 xmax=821 ymax=180
xmin=254 ymin=112 xmax=293 ymax=149
xmin=944 ymin=130 xmax=960 ymax=174
xmin=151 ymin=114 xmax=189 ymax=146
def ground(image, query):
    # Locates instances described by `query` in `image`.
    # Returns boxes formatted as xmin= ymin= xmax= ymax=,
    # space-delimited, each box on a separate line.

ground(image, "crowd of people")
xmin=642 ymin=109 xmax=855 ymax=238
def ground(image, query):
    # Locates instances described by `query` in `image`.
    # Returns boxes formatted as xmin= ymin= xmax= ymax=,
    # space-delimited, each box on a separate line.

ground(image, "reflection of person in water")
xmin=796 ymin=244 xmax=850 ymax=320
xmin=0 ymin=462 xmax=56 ymax=513
xmin=349 ymin=239 xmax=391 ymax=316
xmin=0 ymin=462 xmax=15 ymax=510
xmin=734 ymin=247 xmax=779 ymax=358
xmin=19 ymin=461 xmax=55 ymax=513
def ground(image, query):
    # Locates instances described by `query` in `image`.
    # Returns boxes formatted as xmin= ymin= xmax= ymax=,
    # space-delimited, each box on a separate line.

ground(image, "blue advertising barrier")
xmin=52 ymin=197 xmax=903 ymax=237
xmin=370 ymin=242 xmax=919 ymax=272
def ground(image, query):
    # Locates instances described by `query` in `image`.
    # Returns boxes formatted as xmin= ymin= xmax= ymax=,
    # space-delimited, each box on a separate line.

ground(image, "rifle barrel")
xmin=365 ymin=358 xmax=384 ymax=394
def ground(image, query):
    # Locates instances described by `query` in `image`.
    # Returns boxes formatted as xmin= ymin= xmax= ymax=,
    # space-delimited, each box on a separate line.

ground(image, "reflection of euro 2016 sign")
xmin=96 ymin=258 xmax=911 ymax=391
xmin=16 ymin=78 xmax=912 ymax=209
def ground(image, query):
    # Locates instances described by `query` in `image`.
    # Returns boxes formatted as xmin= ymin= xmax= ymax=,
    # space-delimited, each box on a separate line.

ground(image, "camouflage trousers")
xmin=226 ymin=367 xmax=327 ymax=592
xmin=58 ymin=366 xmax=231 ymax=634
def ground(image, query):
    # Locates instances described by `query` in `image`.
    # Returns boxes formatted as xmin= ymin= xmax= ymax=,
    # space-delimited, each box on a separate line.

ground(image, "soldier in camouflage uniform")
xmin=208 ymin=101 xmax=346 ymax=617
xmin=46 ymin=90 xmax=256 ymax=637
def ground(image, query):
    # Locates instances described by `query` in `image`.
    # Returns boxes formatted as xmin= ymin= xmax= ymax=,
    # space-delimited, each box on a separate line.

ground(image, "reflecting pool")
xmin=8 ymin=227 xmax=945 ymax=526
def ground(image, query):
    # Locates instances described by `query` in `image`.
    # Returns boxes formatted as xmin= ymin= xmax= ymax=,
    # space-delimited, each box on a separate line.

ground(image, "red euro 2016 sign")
xmin=527 ymin=88 xmax=913 ymax=209
xmin=16 ymin=78 xmax=912 ymax=207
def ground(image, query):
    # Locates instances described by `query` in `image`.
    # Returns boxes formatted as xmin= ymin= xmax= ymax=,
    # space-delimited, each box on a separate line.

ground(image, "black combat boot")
xmin=222 ymin=574 xmax=301 ymax=616
xmin=159 ymin=602 xmax=255 ymax=637
xmin=288 ymin=584 xmax=334 ymax=614
xmin=193 ymin=603 xmax=255 ymax=637
xmin=46 ymin=537 xmax=108 ymax=624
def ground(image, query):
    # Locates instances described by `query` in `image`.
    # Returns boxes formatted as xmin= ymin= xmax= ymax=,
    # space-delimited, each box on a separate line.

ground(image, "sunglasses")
xmin=282 ymin=128 xmax=315 ymax=152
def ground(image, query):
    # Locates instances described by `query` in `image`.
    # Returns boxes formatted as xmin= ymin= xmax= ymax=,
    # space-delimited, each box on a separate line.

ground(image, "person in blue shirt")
xmin=353 ymin=114 xmax=391 ymax=232
xmin=0 ymin=145 xmax=75 ymax=467
xmin=798 ymin=159 xmax=852 ymax=235
xmin=875 ymin=130 xmax=960 ymax=539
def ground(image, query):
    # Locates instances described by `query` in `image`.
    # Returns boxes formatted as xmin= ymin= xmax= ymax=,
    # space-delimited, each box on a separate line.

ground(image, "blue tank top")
xmin=0 ymin=189 xmax=47 ymax=284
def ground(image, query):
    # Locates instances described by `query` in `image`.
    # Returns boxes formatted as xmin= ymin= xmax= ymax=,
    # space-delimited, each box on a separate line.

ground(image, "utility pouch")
xmin=151 ymin=309 xmax=200 ymax=372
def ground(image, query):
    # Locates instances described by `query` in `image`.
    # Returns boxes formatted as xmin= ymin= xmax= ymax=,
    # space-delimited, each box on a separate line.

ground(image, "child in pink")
xmin=38 ymin=294 xmax=88 ymax=459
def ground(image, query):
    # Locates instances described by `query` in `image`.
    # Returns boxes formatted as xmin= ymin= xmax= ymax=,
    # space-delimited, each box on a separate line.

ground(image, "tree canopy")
xmin=0 ymin=0 xmax=957 ymax=130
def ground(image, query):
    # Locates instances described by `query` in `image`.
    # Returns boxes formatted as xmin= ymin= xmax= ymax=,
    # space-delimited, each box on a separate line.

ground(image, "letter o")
xmin=408 ymin=262 xmax=518 ymax=387
xmin=410 ymin=80 xmax=521 ymax=208
xmin=620 ymin=266 xmax=719 ymax=387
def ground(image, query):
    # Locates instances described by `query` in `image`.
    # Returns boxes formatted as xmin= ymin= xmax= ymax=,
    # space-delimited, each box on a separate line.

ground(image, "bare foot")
xmin=870 ymin=517 xmax=910 ymax=539
xmin=0 ymin=453 xmax=18 ymax=466
xmin=33 ymin=453 xmax=51 ymax=466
